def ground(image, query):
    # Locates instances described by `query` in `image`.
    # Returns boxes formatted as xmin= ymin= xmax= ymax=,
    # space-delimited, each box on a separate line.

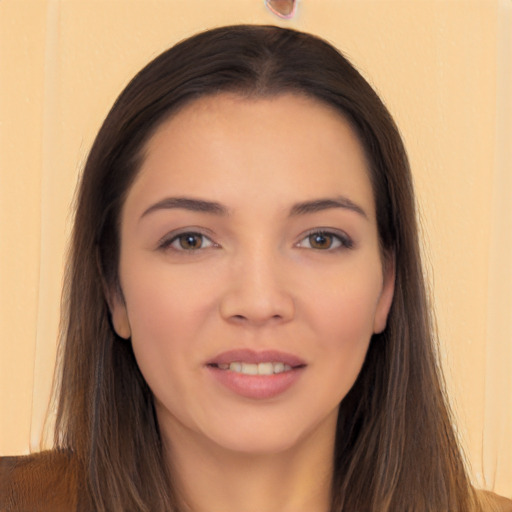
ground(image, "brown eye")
xmin=161 ymin=232 xmax=216 ymax=252
xmin=178 ymin=233 xmax=204 ymax=250
xmin=296 ymin=230 xmax=353 ymax=251
xmin=178 ymin=233 xmax=203 ymax=250
xmin=308 ymin=232 xmax=334 ymax=250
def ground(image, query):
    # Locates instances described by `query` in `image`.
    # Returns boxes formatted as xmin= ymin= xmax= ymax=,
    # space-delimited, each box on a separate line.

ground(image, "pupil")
xmin=181 ymin=234 xmax=201 ymax=249
xmin=310 ymin=233 xmax=332 ymax=249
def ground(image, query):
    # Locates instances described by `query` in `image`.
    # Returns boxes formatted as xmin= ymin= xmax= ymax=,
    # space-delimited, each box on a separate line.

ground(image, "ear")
xmin=109 ymin=291 xmax=132 ymax=339
xmin=96 ymin=249 xmax=132 ymax=339
xmin=373 ymin=252 xmax=396 ymax=334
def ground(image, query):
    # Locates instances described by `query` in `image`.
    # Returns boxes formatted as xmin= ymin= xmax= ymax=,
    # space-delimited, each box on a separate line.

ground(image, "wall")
xmin=1 ymin=0 xmax=511 ymax=496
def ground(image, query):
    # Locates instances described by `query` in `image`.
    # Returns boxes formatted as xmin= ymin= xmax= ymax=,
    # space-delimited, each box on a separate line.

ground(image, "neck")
xmin=162 ymin=421 xmax=335 ymax=512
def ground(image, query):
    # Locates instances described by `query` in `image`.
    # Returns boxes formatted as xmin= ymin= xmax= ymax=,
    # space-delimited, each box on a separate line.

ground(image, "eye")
xmin=296 ymin=230 xmax=353 ymax=250
xmin=160 ymin=232 xmax=216 ymax=251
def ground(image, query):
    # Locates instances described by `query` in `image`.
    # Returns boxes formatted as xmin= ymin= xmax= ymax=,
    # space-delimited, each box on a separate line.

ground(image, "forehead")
xmin=126 ymin=92 xmax=375 ymax=220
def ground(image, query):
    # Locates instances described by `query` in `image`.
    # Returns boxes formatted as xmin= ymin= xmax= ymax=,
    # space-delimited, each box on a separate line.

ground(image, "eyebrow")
xmin=140 ymin=195 xmax=368 ymax=221
xmin=289 ymin=197 xmax=368 ymax=219
xmin=140 ymin=197 xmax=229 ymax=219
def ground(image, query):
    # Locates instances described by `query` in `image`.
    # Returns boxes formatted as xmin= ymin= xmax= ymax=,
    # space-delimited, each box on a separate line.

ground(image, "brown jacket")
xmin=2 ymin=451 xmax=512 ymax=512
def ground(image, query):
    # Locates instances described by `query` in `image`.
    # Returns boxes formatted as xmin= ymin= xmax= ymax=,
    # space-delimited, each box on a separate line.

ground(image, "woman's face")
xmin=111 ymin=93 xmax=394 ymax=455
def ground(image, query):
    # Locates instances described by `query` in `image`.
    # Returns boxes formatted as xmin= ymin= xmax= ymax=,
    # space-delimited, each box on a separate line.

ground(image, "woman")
xmin=1 ymin=25 xmax=510 ymax=512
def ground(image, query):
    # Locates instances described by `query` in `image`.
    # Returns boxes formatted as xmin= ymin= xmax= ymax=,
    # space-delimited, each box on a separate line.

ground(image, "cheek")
xmin=303 ymin=263 xmax=383 ymax=381
xmin=307 ymin=265 xmax=382 ymax=339
xmin=312 ymin=302 xmax=374 ymax=406
xmin=120 ymin=262 xmax=219 ymax=392
xmin=123 ymin=252 xmax=217 ymax=335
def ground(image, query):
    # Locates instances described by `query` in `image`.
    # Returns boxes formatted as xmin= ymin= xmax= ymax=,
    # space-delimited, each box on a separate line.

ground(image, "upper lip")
xmin=206 ymin=349 xmax=306 ymax=368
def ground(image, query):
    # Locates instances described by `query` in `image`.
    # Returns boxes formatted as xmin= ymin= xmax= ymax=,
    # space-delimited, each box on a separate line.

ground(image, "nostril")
xmin=219 ymin=291 xmax=295 ymax=325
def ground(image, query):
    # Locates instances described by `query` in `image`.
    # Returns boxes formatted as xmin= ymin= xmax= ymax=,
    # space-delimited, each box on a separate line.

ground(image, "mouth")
xmin=208 ymin=361 xmax=295 ymax=375
xmin=205 ymin=349 xmax=306 ymax=399
xmin=206 ymin=349 xmax=306 ymax=375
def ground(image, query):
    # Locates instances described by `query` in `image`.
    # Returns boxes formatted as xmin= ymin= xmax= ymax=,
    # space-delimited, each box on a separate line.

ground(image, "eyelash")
xmin=158 ymin=229 xmax=354 ymax=253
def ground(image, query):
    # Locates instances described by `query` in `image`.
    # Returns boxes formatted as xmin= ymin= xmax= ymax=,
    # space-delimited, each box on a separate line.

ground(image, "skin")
xmin=110 ymin=93 xmax=395 ymax=512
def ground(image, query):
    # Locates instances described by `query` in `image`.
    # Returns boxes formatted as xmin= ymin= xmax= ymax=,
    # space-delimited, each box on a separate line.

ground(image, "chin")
xmin=190 ymin=405 xmax=340 ymax=458
xmin=214 ymin=430 xmax=305 ymax=456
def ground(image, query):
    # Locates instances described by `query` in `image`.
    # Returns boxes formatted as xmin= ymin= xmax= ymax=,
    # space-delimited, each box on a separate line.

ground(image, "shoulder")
xmin=0 ymin=450 xmax=83 ymax=512
xmin=477 ymin=490 xmax=512 ymax=512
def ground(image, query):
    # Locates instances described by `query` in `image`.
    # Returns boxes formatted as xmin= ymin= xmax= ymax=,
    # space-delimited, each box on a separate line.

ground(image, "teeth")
xmin=223 ymin=361 xmax=293 ymax=375
xmin=258 ymin=362 xmax=273 ymax=375
xmin=230 ymin=362 xmax=242 ymax=373
xmin=273 ymin=362 xmax=285 ymax=374
xmin=242 ymin=363 xmax=258 ymax=375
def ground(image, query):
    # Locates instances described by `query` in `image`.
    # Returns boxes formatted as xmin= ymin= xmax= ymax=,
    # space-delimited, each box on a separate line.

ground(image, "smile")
xmin=206 ymin=349 xmax=306 ymax=399
xmin=213 ymin=362 xmax=293 ymax=375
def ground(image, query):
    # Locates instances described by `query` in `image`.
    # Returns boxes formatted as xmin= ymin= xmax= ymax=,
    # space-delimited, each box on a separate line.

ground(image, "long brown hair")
xmin=53 ymin=25 xmax=480 ymax=511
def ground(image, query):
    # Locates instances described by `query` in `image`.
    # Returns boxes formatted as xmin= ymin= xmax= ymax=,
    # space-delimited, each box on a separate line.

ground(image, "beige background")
xmin=1 ymin=0 xmax=511 ymax=497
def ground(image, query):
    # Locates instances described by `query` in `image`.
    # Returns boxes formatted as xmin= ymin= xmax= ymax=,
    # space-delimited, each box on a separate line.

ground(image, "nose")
xmin=219 ymin=247 xmax=295 ymax=327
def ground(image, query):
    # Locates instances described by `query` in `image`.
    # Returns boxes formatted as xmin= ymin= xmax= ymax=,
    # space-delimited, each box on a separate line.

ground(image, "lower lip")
xmin=206 ymin=366 xmax=305 ymax=400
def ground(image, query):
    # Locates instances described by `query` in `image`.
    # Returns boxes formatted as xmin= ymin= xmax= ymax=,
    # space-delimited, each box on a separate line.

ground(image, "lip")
xmin=205 ymin=349 xmax=306 ymax=367
xmin=205 ymin=349 xmax=306 ymax=400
